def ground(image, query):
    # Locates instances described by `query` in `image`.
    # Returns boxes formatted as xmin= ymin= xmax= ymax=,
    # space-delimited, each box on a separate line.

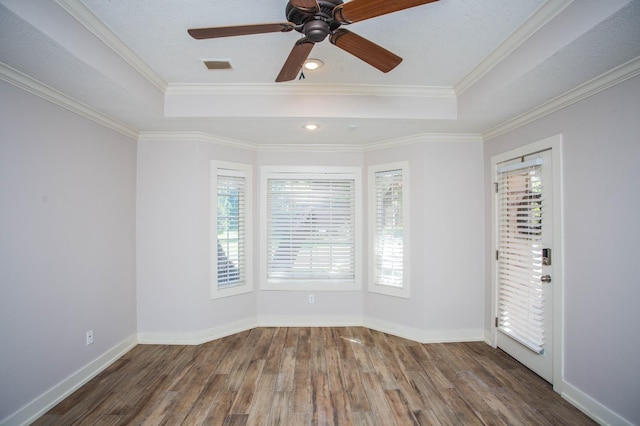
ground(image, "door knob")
xmin=541 ymin=275 xmax=552 ymax=283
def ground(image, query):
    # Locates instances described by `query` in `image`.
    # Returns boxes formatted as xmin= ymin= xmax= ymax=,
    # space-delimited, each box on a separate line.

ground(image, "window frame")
xmin=211 ymin=161 xmax=253 ymax=299
xmin=368 ymin=161 xmax=410 ymax=298
xmin=260 ymin=166 xmax=362 ymax=291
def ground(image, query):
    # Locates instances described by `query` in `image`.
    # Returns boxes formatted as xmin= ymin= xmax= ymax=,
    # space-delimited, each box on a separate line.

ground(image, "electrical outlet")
xmin=86 ymin=330 xmax=94 ymax=345
xmin=308 ymin=294 xmax=315 ymax=304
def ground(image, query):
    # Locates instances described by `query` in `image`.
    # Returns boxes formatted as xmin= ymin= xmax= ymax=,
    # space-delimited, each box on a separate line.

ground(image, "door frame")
xmin=490 ymin=134 xmax=564 ymax=393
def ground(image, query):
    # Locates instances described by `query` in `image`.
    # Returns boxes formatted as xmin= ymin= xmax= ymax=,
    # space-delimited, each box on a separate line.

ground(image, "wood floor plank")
xmin=332 ymin=327 xmax=356 ymax=360
xmin=325 ymin=346 xmax=344 ymax=392
xmin=252 ymin=327 xmax=275 ymax=361
xmin=296 ymin=327 xmax=311 ymax=360
xmin=203 ymin=391 xmax=236 ymax=425
xmin=223 ymin=414 xmax=248 ymax=425
xmin=413 ymin=408 xmax=444 ymax=426
xmin=330 ymin=391 xmax=355 ymax=426
xmin=291 ymin=358 xmax=312 ymax=413
xmin=311 ymin=373 xmax=333 ymax=425
xmin=361 ymin=372 xmax=397 ymax=426
xmin=310 ymin=327 xmax=327 ymax=374
xmin=405 ymin=370 xmax=446 ymax=411
xmin=283 ymin=327 xmax=300 ymax=348
xmin=226 ymin=346 xmax=259 ymax=393
xmin=352 ymin=411 xmax=375 ymax=426
xmin=32 ymin=327 xmax=597 ymax=426
xmin=289 ymin=411 xmax=313 ymax=425
xmin=385 ymin=388 xmax=419 ymax=425
xmin=275 ymin=346 xmax=296 ymax=392
xmin=267 ymin=391 xmax=290 ymax=425
xmin=245 ymin=372 xmax=277 ymax=425
xmin=369 ymin=346 xmax=399 ymax=390
xmin=338 ymin=356 xmax=371 ymax=412
xmin=351 ymin=338 xmax=375 ymax=374
xmin=263 ymin=327 xmax=286 ymax=374
xmin=230 ymin=359 xmax=266 ymax=414
xmin=181 ymin=373 xmax=227 ymax=424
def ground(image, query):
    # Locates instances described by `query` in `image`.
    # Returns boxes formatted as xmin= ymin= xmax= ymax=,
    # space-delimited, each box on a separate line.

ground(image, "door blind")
xmin=267 ymin=175 xmax=355 ymax=282
xmin=497 ymin=159 xmax=546 ymax=354
xmin=374 ymin=168 xmax=404 ymax=287
xmin=217 ymin=170 xmax=245 ymax=289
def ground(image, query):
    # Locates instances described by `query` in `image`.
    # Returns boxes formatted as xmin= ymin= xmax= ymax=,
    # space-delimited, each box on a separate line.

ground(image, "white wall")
xmin=0 ymin=81 xmax=137 ymax=423
xmin=136 ymin=137 xmax=258 ymax=342
xmin=135 ymin=138 xmax=485 ymax=342
xmin=256 ymin=150 xmax=365 ymax=325
xmin=484 ymin=75 xmax=640 ymax=425
xmin=365 ymin=140 xmax=485 ymax=341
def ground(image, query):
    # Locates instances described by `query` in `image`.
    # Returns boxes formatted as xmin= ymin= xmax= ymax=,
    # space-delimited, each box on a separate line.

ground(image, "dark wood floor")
xmin=34 ymin=327 xmax=595 ymax=425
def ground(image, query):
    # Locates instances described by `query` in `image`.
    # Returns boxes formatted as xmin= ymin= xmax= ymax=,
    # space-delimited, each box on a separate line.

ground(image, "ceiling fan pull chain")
xmin=299 ymin=70 xmax=306 ymax=80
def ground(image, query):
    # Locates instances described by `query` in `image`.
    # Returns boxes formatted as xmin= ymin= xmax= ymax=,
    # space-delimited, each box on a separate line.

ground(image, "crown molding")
xmin=483 ymin=55 xmax=640 ymax=141
xmin=364 ymin=133 xmax=484 ymax=151
xmin=138 ymin=131 xmax=258 ymax=151
xmin=166 ymin=83 xmax=455 ymax=98
xmin=257 ymin=143 xmax=364 ymax=153
xmin=138 ymin=130 xmax=483 ymax=153
xmin=455 ymin=0 xmax=574 ymax=96
xmin=55 ymin=0 xmax=167 ymax=92
xmin=139 ymin=131 xmax=363 ymax=152
xmin=0 ymin=62 xmax=138 ymax=140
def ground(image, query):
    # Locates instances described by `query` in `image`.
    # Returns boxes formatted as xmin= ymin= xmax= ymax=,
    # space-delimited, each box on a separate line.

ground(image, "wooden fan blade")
xmin=188 ymin=23 xmax=294 ymax=39
xmin=276 ymin=39 xmax=315 ymax=82
xmin=290 ymin=0 xmax=320 ymax=14
xmin=334 ymin=0 xmax=439 ymax=24
xmin=330 ymin=29 xmax=402 ymax=73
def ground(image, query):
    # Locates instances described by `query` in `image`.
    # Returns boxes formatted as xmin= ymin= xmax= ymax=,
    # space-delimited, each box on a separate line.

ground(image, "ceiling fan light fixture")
xmin=188 ymin=0 xmax=442 ymax=82
xmin=304 ymin=58 xmax=324 ymax=71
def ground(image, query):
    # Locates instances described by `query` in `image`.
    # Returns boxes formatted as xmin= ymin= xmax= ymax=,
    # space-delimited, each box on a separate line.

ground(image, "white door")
xmin=495 ymin=149 xmax=554 ymax=383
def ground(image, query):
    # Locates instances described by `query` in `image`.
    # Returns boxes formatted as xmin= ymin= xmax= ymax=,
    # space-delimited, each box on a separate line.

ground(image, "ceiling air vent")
xmin=204 ymin=60 xmax=232 ymax=70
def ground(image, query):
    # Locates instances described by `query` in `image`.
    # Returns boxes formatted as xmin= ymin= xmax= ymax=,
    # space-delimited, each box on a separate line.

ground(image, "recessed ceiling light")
xmin=303 ymin=59 xmax=324 ymax=71
xmin=304 ymin=124 xmax=319 ymax=131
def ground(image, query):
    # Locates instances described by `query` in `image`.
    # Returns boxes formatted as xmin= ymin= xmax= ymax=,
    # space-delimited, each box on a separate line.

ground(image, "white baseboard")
xmin=0 ymin=334 xmax=137 ymax=426
xmin=562 ymin=380 xmax=634 ymax=426
xmin=421 ymin=328 xmax=485 ymax=344
xmin=258 ymin=315 xmax=362 ymax=328
xmin=364 ymin=317 xmax=484 ymax=344
xmin=136 ymin=317 xmax=481 ymax=346
xmin=137 ymin=317 xmax=258 ymax=345
xmin=363 ymin=317 xmax=426 ymax=342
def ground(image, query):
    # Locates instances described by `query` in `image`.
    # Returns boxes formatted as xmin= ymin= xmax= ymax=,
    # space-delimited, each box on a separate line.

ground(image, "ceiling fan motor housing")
xmin=286 ymin=0 xmax=344 ymax=42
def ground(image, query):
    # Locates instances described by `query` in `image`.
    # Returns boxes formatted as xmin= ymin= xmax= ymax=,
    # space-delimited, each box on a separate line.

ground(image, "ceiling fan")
xmin=188 ymin=0 xmax=440 ymax=82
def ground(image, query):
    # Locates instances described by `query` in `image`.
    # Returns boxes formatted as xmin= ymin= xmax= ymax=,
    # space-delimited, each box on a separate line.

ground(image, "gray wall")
xmin=136 ymin=136 xmax=259 ymax=340
xmin=2 ymin=72 xmax=638 ymax=424
xmin=484 ymin=74 xmax=640 ymax=424
xmin=365 ymin=141 xmax=485 ymax=341
xmin=0 ymin=81 xmax=137 ymax=421
xmin=135 ymin=138 xmax=485 ymax=342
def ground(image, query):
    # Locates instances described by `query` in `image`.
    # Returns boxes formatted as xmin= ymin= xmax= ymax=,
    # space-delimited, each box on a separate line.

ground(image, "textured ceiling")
xmin=81 ymin=0 xmax=543 ymax=86
xmin=1 ymin=0 xmax=639 ymax=145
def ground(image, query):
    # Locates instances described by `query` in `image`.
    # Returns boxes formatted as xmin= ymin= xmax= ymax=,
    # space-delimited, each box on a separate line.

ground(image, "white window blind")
xmin=374 ymin=168 xmax=404 ymax=288
xmin=497 ymin=159 xmax=546 ymax=354
xmin=266 ymin=174 xmax=356 ymax=283
xmin=217 ymin=169 xmax=245 ymax=289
